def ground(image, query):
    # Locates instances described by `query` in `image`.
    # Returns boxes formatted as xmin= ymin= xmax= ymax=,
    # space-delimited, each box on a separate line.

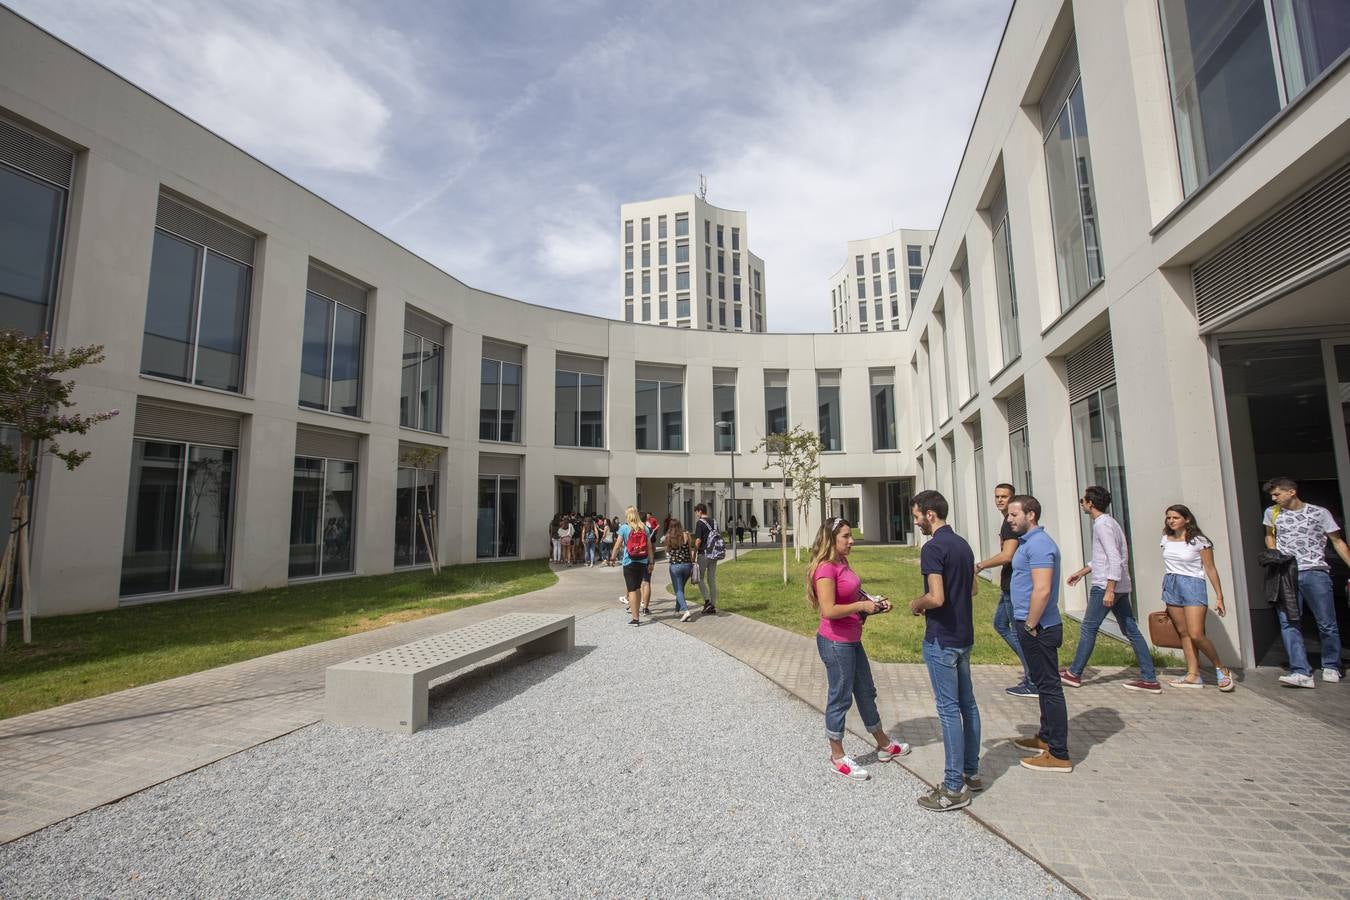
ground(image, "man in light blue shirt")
xmin=1006 ymin=495 xmax=1072 ymax=774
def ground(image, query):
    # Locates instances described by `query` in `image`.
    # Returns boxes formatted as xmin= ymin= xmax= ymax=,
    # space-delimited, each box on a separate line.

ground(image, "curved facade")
xmin=4 ymin=0 xmax=1350 ymax=676
xmin=0 ymin=8 xmax=915 ymax=616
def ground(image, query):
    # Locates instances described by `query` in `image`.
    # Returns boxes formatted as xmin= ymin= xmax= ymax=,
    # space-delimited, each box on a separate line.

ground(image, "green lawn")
xmin=0 ymin=559 xmax=556 ymax=720
xmin=694 ymin=546 xmax=1171 ymax=668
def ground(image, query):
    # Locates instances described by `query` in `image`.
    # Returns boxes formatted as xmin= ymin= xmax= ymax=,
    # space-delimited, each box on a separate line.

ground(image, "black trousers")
xmin=1015 ymin=621 xmax=1069 ymax=760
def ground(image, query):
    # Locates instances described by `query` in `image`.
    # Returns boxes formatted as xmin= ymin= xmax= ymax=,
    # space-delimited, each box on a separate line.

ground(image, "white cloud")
xmin=11 ymin=0 xmax=413 ymax=174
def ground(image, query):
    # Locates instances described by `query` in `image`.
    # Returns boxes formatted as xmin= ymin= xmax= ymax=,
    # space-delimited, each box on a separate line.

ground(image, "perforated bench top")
xmin=330 ymin=613 xmax=571 ymax=674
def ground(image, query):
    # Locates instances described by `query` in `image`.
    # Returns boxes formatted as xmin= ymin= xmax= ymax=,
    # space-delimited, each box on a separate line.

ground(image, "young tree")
xmin=753 ymin=426 xmax=824 ymax=583
xmin=398 ymin=446 xmax=441 ymax=575
xmin=0 ymin=331 xmax=118 ymax=648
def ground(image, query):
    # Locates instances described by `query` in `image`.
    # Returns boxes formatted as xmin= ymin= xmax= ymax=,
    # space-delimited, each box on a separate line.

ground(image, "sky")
xmin=10 ymin=0 xmax=1008 ymax=332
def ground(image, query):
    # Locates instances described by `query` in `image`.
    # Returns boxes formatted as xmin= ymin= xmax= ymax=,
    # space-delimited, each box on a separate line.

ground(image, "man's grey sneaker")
xmin=1005 ymin=683 xmax=1038 ymax=698
xmin=963 ymin=774 xmax=986 ymax=792
xmin=917 ymin=784 xmax=971 ymax=811
xmin=1279 ymin=673 xmax=1315 ymax=688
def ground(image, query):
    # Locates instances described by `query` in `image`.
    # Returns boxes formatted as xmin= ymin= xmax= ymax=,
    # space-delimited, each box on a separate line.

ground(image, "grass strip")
xmin=0 ymin=559 xmax=556 ymax=719
xmin=687 ymin=546 xmax=1172 ymax=668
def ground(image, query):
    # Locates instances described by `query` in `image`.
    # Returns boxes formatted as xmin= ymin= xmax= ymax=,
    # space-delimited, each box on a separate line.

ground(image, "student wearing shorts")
xmin=1160 ymin=504 xmax=1233 ymax=691
xmin=611 ymin=506 xmax=653 ymax=626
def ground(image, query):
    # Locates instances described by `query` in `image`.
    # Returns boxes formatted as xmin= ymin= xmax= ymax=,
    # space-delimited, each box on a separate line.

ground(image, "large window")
xmin=713 ymin=369 xmax=737 ymax=452
xmin=1042 ymin=39 xmax=1104 ymax=310
xmin=0 ymin=122 xmax=70 ymax=336
xmin=299 ymin=272 xmax=366 ymax=416
xmin=477 ymin=475 xmax=520 ymax=558
xmin=764 ymin=370 xmax=789 ymax=436
xmin=990 ymin=181 xmax=1021 ymax=365
xmin=289 ymin=456 xmax=356 ymax=578
xmin=1160 ymin=0 xmax=1349 ymax=195
xmin=971 ymin=422 xmax=992 ymax=557
xmin=121 ymin=440 xmax=234 ymax=596
xmin=870 ymin=369 xmax=897 ymax=450
xmin=141 ymin=221 xmax=252 ymax=394
xmin=480 ymin=341 xmax=523 ymax=442
xmin=959 ymin=260 xmax=978 ymax=397
xmin=635 ymin=364 xmax=683 ymax=451
xmin=555 ymin=354 xmax=605 ymax=448
xmin=1071 ymin=383 xmax=1129 ymax=562
xmin=817 ymin=371 xmax=842 ymax=451
xmin=400 ymin=311 xmax=444 ymax=433
xmin=395 ymin=463 xmax=438 ymax=567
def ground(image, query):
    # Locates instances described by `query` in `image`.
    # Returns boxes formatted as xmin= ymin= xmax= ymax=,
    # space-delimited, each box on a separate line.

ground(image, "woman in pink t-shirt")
xmin=807 ymin=517 xmax=911 ymax=780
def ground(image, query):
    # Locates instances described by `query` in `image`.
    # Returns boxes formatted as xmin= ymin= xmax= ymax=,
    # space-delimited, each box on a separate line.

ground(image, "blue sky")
xmin=11 ymin=0 xmax=1008 ymax=332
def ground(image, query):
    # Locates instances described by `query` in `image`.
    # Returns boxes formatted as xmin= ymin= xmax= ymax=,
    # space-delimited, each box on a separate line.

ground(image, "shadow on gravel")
xmin=424 ymin=645 xmax=597 ymax=730
xmin=976 ymin=705 xmax=1125 ymax=787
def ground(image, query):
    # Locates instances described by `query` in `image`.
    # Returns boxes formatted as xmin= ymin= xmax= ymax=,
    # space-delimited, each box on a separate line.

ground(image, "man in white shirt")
xmin=1263 ymin=476 xmax=1350 ymax=687
xmin=1062 ymin=485 xmax=1160 ymax=693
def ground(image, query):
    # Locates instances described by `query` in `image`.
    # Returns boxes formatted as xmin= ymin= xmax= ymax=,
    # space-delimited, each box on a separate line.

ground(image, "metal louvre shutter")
xmin=635 ymin=362 xmax=684 ymax=383
xmin=1194 ymin=158 xmax=1350 ymax=328
xmin=1006 ymin=390 xmax=1027 ymax=432
xmin=556 ymin=353 xmax=604 ymax=376
xmin=134 ymin=399 xmax=240 ymax=447
xmin=712 ymin=367 xmax=737 ymax=386
xmin=870 ymin=367 xmax=895 ymax=386
xmin=482 ymin=339 xmax=523 ymax=365
xmin=295 ymin=426 xmax=359 ymax=461
xmin=972 ymin=423 xmax=983 ymax=451
xmin=1065 ymin=331 xmax=1116 ymax=402
xmin=405 ymin=309 xmax=445 ymax=342
xmin=817 ymin=370 xmax=840 ymax=388
xmin=398 ymin=440 xmax=444 ymax=460
xmin=0 ymin=116 xmax=74 ymax=187
xmin=307 ymin=264 xmax=368 ymax=313
xmin=479 ymin=453 xmax=521 ymax=476
xmin=764 ymin=369 xmax=788 ymax=389
xmin=155 ymin=194 xmax=255 ymax=265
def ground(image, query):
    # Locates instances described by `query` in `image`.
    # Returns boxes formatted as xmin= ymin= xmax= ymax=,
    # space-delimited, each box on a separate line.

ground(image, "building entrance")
xmin=1218 ymin=336 xmax=1350 ymax=667
xmin=882 ymin=478 xmax=915 ymax=544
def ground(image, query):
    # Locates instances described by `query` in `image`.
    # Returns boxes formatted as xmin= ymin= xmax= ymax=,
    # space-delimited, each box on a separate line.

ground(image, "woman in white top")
xmin=1160 ymin=504 xmax=1234 ymax=691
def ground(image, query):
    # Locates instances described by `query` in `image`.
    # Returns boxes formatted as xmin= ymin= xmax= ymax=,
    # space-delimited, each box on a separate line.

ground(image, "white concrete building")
xmin=829 ymin=228 xmax=936 ymax=333
xmin=2 ymin=1 xmax=1349 ymax=676
xmin=620 ymin=196 xmax=766 ymax=333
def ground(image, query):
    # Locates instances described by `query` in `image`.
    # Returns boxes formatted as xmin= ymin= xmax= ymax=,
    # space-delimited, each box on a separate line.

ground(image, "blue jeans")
xmin=922 ymin=639 xmax=981 ymax=791
xmin=669 ymin=563 xmax=693 ymax=612
xmin=816 ymin=634 xmax=881 ymax=741
xmin=1278 ymin=569 xmax=1342 ymax=676
xmin=1069 ymin=587 xmax=1155 ymax=681
xmin=584 ymin=540 xmax=597 ymax=564
xmin=994 ymin=590 xmax=1030 ymax=681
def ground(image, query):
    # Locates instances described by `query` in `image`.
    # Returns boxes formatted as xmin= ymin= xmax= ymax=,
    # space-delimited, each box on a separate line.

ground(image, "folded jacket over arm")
xmin=1258 ymin=549 xmax=1299 ymax=623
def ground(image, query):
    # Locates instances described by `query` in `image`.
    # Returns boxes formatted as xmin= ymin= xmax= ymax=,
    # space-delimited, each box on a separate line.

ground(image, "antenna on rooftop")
xmin=698 ymin=174 xmax=708 ymax=200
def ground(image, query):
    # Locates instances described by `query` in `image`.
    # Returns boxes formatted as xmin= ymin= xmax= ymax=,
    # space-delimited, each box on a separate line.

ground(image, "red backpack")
xmin=625 ymin=525 xmax=650 ymax=561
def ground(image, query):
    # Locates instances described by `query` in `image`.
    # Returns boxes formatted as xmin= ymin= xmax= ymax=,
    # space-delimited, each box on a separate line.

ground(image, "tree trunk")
xmin=417 ymin=510 xmax=438 ymax=575
xmin=778 ymin=496 xmax=787 ymax=585
xmin=18 ymin=489 xmax=32 ymax=644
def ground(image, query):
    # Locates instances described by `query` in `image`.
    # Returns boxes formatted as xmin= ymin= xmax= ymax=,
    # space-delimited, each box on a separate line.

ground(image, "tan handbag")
xmin=1147 ymin=610 xmax=1183 ymax=649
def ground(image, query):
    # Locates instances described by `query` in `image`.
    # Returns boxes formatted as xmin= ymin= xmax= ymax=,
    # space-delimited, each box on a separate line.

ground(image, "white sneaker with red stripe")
xmin=877 ymin=740 xmax=912 ymax=761
xmin=829 ymin=755 xmax=870 ymax=780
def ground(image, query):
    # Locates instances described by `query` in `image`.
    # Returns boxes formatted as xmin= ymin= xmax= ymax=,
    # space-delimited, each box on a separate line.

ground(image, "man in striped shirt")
xmin=1061 ymin=485 xmax=1161 ymax=693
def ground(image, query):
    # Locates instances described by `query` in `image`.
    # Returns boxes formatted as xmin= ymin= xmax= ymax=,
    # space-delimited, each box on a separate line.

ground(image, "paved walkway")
xmin=3 ymin=558 xmax=1350 ymax=899
xmin=0 ymin=569 xmax=612 ymax=844
xmin=661 ymin=562 xmax=1350 ymax=900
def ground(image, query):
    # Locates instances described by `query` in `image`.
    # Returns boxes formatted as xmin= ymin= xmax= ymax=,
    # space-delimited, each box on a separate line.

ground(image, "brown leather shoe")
xmin=1020 ymin=750 xmax=1073 ymax=773
xmin=1011 ymin=735 xmax=1048 ymax=754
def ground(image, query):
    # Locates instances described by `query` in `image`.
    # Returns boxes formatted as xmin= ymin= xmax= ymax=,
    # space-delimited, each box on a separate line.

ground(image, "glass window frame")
xmin=480 ymin=354 xmax=523 ymax=443
xmin=0 ymin=159 xmax=69 ymax=338
xmin=298 ymin=290 xmax=365 ymax=417
xmin=635 ymin=375 xmax=684 ymax=451
xmin=288 ymin=454 xmax=357 ymax=579
xmin=400 ymin=331 xmax=444 ymax=433
xmin=555 ymin=365 xmax=605 ymax=449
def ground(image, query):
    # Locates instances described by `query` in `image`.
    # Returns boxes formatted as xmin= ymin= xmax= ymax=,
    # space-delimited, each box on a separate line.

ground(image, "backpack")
xmin=704 ymin=519 xmax=726 ymax=561
xmin=625 ymin=525 xmax=650 ymax=561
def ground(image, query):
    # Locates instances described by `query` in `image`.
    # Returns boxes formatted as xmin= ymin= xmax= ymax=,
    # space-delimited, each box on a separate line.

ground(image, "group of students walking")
xmin=611 ymin=504 xmax=725 ymax=625
xmin=809 ymin=474 xmax=1350 ymax=812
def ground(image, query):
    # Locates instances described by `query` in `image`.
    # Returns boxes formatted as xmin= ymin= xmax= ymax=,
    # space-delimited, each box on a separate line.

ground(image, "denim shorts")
xmin=1162 ymin=573 xmax=1208 ymax=607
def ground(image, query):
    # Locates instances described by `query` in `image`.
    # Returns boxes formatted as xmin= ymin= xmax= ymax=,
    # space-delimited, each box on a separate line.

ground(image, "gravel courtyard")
xmin=0 ymin=611 xmax=1071 ymax=898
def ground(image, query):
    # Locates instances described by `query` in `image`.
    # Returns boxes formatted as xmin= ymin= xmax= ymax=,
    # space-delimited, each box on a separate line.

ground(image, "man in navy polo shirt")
xmin=908 ymin=490 xmax=981 ymax=810
xmin=1006 ymin=494 xmax=1072 ymax=773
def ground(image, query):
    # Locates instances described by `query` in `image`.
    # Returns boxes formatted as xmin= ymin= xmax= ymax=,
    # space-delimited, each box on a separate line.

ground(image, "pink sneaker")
xmin=829 ymin=755 xmax=870 ymax=780
xmin=877 ymin=740 xmax=912 ymax=761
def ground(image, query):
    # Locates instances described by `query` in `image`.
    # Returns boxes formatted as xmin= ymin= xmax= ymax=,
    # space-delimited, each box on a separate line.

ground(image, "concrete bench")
xmin=324 ymin=613 xmax=575 ymax=734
